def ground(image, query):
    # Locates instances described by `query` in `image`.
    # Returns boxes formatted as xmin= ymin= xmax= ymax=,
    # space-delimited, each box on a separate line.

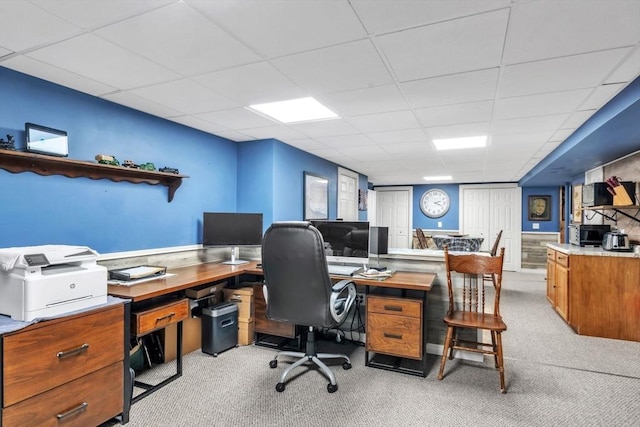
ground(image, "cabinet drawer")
xmin=556 ymin=252 xmax=569 ymax=268
xmin=2 ymin=362 xmax=123 ymax=427
xmin=547 ymin=248 xmax=556 ymax=262
xmin=3 ymin=304 xmax=124 ymax=407
xmin=366 ymin=313 xmax=422 ymax=359
xmin=367 ymin=296 xmax=422 ymax=318
xmin=133 ymin=298 xmax=189 ymax=336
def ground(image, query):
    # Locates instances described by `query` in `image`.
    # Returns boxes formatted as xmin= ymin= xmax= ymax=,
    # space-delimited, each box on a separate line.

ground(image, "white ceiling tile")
xmin=424 ymin=122 xmax=490 ymax=140
xmin=237 ymin=125 xmax=307 ymax=141
xmin=95 ymin=2 xmax=261 ymax=76
xmin=414 ymin=101 xmax=493 ymax=128
xmin=272 ymin=39 xmax=393 ymax=94
xmin=1 ymin=54 xmax=116 ymax=96
xmin=492 ymin=114 xmax=571 ymax=135
xmin=499 ymin=48 xmax=633 ymax=98
xmin=195 ymin=108 xmax=275 ymax=130
xmin=563 ymin=110 xmax=597 ymax=130
xmin=282 ymin=138 xmax=327 ymax=151
xmin=580 ymin=84 xmax=625 ymax=110
xmin=348 ymin=110 xmax=420 ymax=133
xmin=31 ymin=0 xmax=174 ymax=29
xmin=26 ymin=33 xmax=180 ymax=89
xmin=289 ymin=119 xmax=360 ymax=138
xmin=368 ymin=129 xmax=430 ymax=144
xmin=102 ymin=91 xmax=183 ymax=118
xmin=188 ymin=0 xmax=367 ymax=57
xmin=380 ymin=141 xmax=434 ymax=156
xmin=214 ymin=130 xmax=256 ymax=142
xmin=315 ymin=134 xmax=374 ymax=149
xmin=494 ymin=89 xmax=592 ymax=120
xmin=351 ymin=0 xmax=511 ymax=35
xmin=129 ymin=79 xmax=238 ymax=114
xmin=318 ymin=85 xmax=409 ymax=117
xmin=0 ymin=1 xmax=81 ymax=51
xmin=0 ymin=46 xmax=12 ymax=57
xmin=193 ymin=62 xmax=305 ymax=105
xmin=376 ymin=9 xmax=509 ymax=81
xmin=490 ymin=132 xmax=554 ymax=153
xmin=402 ymin=68 xmax=500 ymax=108
xmin=504 ymin=0 xmax=640 ymax=65
xmin=604 ymin=47 xmax=640 ymax=84
xmin=167 ymin=116 xmax=229 ymax=134
xmin=549 ymin=129 xmax=576 ymax=142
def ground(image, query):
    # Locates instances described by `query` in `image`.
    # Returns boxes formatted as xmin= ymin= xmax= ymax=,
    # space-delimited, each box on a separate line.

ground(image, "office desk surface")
xmin=108 ymin=261 xmax=435 ymax=302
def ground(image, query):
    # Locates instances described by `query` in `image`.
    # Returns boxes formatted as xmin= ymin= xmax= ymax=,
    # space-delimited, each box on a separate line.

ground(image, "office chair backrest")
xmin=262 ymin=221 xmax=336 ymax=329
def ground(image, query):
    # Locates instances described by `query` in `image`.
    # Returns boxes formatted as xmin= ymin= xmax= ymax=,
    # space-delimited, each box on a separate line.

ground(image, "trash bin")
xmin=201 ymin=302 xmax=238 ymax=357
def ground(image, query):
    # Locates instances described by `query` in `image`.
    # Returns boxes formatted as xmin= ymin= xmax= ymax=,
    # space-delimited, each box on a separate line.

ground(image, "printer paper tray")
xmin=108 ymin=265 xmax=167 ymax=281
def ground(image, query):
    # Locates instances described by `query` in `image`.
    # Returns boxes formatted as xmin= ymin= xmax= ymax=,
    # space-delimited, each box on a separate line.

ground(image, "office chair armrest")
xmin=332 ymin=279 xmax=354 ymax=293
xmin=330 ymin=279 xmax=356 ymax=323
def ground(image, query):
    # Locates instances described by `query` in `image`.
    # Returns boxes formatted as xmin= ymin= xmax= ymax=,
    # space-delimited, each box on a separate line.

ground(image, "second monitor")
xmin=310 ymin=220 xmax=370 ymax=265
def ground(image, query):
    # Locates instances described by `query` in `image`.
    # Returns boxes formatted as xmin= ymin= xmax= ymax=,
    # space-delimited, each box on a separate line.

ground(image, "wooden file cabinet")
xmin=366 ymin=295 xmax=422 ymax=360
xmin=1 ymin=303 xmax=126 ymax=427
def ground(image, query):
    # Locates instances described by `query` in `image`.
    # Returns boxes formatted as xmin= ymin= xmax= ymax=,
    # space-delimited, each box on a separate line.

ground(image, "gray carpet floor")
xmin=113 ymin=271 xmax=640 ymax=426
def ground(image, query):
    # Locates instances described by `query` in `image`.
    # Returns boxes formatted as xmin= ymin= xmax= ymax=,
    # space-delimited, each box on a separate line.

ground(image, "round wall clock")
xmin=420 ymin=189 xmax=450 ymax=218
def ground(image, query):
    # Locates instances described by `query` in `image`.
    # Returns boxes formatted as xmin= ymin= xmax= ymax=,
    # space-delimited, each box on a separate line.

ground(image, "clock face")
xmin=420 ymin=189 xmax=450 ymax=218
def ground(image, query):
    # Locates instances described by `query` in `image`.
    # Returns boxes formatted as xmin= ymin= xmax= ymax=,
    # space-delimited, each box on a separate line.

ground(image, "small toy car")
xmin=95 ymin=154 xmax=119 ymax=166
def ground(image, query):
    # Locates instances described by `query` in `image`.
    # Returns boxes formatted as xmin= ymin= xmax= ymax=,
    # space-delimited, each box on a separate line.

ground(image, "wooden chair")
xmin=415 ymin=228 xmax=429 ymax=249
xmin=437 ymin=246 xmax=507 ymax=393
xmin=483 ymin=229 xmax=503 ymax=287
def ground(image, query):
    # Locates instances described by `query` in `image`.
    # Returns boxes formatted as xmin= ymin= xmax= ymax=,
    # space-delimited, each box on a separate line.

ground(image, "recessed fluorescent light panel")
xmin=433 ymin=136 xmax=487 ymax=151
xmin=247 ymin=97 xmax=339 ymax=124
xmin=423 ymin=175 xmax=452 ymax=181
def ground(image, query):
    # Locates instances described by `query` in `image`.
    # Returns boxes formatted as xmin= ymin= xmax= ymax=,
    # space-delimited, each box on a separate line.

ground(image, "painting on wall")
xmin=572 ymin=185 xmax=583 ymax=223
xmin=528 ymin=195 xmax=551 ymax=221
xmin=304 ymin=172 xmax=328 ymax=220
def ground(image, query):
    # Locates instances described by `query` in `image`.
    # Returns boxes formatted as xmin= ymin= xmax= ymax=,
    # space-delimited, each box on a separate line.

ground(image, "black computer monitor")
xmin=310 ymin=220 xmax=370 ymax=265
xmin=203 ymin=212 xmax=263 ymax=265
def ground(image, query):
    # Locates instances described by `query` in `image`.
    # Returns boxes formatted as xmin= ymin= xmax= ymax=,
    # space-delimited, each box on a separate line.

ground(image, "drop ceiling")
xmin=1 ymin=0 xmax=639 ymax=186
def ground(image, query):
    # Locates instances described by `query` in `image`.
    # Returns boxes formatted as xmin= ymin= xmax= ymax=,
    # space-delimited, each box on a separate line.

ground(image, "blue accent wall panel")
xmin=412 ymin=184 xmax=460 ymax=230
xmin=237 ymin=139 xmax=275 ymax=231
xmin=521 ymin=186 xmax=560 ymax=232
xmin=0 ymin=67 xmax=238 ymax=253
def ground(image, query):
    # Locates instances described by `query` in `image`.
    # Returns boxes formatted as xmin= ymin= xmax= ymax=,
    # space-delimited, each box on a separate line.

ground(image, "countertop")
xmin=547 ymin=243 xmax=639 ymax=258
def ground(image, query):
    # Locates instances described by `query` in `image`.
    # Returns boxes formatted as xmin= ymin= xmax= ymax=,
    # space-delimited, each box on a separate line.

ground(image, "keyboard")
xmin=327 ymin=264 xmax=362 ymax=276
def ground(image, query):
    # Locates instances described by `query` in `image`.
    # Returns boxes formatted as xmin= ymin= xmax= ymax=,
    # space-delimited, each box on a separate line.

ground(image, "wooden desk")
xmin=108 ymin=262 xmax=435 ymax=387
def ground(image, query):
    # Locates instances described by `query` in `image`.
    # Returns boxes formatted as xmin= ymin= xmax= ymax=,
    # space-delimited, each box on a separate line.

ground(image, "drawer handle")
xmin=56 ymin=343 xmax=89 ymax=359
xmin=384 ymin=332 xmax=403 ymax=340
xmin=383 ymin=305 xmax=403 ymax=312
xmin=56 ymin=402 xmax=88 ymax=420
xmin=156 ymin=312 xmax=176 ymax=322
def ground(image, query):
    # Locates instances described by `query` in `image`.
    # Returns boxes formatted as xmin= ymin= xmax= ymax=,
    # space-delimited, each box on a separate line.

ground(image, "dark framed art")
xmin=304 ymin=172 xmax=328 ymax=220
xmin=528 ymin=195 xmax=551 ymax=221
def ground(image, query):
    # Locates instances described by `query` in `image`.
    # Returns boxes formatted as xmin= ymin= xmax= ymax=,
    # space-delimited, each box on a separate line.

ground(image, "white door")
xmin=376 ymin=187 xmax=412 ymax=248
xmin=367 ymin=189 xmax=377 ymax=225
xmin=337 ymin=167 xmax=358 ymax=220
xmin=460 ymin=184 xmax=521 ymax=271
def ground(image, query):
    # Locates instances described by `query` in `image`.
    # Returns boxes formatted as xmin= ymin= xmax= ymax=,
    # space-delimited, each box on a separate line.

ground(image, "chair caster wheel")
xmin=269 ymin=360 xmax=277 ymax=368
xmin=327 ymin=383 xmax=338 ymax=393
xmin=342 ymin=362 xmax=352 ymax=370
xmin=276 ymin=383 xmax=285 ymax=392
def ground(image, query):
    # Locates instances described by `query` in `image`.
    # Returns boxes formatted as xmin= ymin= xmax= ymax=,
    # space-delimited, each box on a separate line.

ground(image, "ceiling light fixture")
xmin=247 ymin=97 xmax=339 ymax=124
xmin=423 ymin=175 xmax=452 ymax=181
xmin=433 ymin=136 xmax=487 ymax=151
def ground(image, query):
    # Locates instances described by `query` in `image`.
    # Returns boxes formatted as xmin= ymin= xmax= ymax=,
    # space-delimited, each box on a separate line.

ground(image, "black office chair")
xmin=262 ymin=221 xmax=357 ymax=393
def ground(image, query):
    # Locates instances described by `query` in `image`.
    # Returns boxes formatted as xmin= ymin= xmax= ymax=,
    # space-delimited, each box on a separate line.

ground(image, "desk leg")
xmin=131 ymin=321 xmax=184 ymax=404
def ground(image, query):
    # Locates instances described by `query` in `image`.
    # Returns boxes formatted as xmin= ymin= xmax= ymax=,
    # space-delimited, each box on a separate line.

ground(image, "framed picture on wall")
xmin=358 ymin=189 xmax=367 ymax=211
xmin=304 ymin=172 xmax=328 ymax=220
xmin=528 ymin=195 xmax=551 ymax=221
xmin=572 ymin=185 xmax=583 ymax=223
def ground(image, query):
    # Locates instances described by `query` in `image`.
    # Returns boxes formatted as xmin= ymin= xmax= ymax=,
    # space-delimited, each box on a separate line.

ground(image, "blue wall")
xmin=0 ymin=67 xmax=370 ymax=253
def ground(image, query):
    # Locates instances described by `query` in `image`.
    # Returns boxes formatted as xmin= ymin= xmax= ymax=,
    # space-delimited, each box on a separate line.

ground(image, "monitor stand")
xmin=223 ymin=246 xmax=249 ymax=265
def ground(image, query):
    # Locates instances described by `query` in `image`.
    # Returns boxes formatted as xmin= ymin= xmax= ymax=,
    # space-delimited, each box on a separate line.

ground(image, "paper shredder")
xmin=201 ymin=302 xmax=238 ymax=356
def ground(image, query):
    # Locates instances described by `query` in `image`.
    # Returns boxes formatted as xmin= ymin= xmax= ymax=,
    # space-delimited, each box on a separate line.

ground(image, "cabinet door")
xmin=546 ymin=260 xmax=556 ymax=305
xmin=556 ymin=265 xmax=569 ymax=321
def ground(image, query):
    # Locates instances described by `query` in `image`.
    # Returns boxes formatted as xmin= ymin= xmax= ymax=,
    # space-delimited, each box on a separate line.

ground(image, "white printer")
xmin=0 ymin=245 xmax=107 ymax=321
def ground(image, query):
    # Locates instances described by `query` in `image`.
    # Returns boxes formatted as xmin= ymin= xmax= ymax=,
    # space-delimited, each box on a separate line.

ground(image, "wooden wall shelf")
xmin=0 ymin=149 xmax=188 ymax=202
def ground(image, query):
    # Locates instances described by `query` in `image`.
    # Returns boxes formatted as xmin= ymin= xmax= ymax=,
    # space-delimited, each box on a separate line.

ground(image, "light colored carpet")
xmin=109 ymin=271 xmax=640 ymax=426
